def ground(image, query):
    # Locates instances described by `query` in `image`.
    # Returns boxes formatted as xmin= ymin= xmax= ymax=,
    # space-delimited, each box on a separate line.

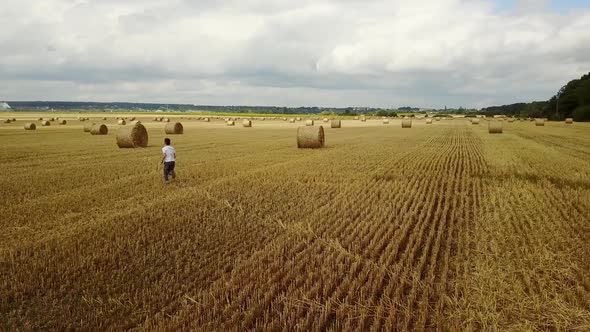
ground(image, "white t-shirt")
xmin=162 ymin=145 xmax=176 ymax=162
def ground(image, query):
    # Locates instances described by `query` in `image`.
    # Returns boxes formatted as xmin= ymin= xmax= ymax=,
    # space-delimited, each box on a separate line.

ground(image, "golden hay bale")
xmin=153 ymin=117 xmax=159 ymax=121
xmin=331 ymin=119 xmax=341 ymax=128
xmin=360 ymin=116 xmax=366 ymax=122
xmin=507 ymin=118 xmax=515 ymax=123
xmin=383 ymin=119 xmax=389 ymax=124
xmin=83 ymin=123 xmax=95 ymax=132
xmin=204 ymin=117 xmax=210 ymax=122
xmin=2 ymin=119 xmax=10 ymax=123
xmin=305 ymin=119 xmax=314 ymax=126
xmin=289 ymin=118 xmax=296 ymax=123
xmin=471 ymin=118 xmax=480 ymax=125
xmin=426 ymin=118 xmax=433 ymax=124
xmin=116 ymin=122 xmax=148 ymax=148
xmin=435 ymin=118 xmax=441 ymax=121
xmin=41 ymin=120 xmax=50 ymax=126
xmin=242 ymin=119 xmax=252 ymax=127
xmin=165 ymin=122 xmax=183 ymax=134
xmin=38 ymin=117 xmax=43 ymax=121
xmin=48 ymin=117 xmax=55 ymax=121
xmin=58 ymin=119 xmax=67 ymax=125
xmin=11 ymin=118 xmax=16 ymax=121
xmin=129 ymin=117 xmax=136 ymax=121
xmin=90 ymin=124 xmax=108 ymax=135
xmin=297 ymin=126 xmax=325 ymax=149
xmin=323 ymin=118 xmax=329 ymax=123
xmin=163 ymin=118 xmax=170 ymax=123
xmin=118 ymin=119 xmax=126 ymax=125
xmin=103 ymin=117 xmax=107 ymax=120
xmin=488 ymin=121 xmax=503 ymax=134
xmin=24 ymin=123 xmax=36 ymax=130
xmin=535 ymin=118 xmax=545 ymax=126
xmin=401 ymin=119 xmax=412 ymax=128
xmin=354 ymin=116 xmax=359 ymax=120
xmin=226 ymin=120 xmax=235 ymax=126
xmin=565 ymin=118 xmax=573 ymax=124
xmin=296 ymin=117 xmax=302 ymax=121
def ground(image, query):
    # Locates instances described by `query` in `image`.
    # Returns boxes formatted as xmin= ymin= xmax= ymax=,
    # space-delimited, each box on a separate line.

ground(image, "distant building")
xmin=0 ymin=102 xmax=11 ymax=110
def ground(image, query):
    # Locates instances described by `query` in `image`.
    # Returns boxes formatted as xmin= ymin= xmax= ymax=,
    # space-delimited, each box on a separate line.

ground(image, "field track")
xmin=1 ymin=116 xmax=589 ymax=330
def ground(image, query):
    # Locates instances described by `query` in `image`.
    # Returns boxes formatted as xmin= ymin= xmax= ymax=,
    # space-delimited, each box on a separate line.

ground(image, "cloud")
xmin=0 ymin=0 xmax=589 ymax=107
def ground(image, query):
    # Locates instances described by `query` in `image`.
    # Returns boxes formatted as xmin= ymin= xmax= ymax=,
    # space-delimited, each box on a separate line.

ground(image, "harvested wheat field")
xmin=0 ymin=116 xmax=589 ymax=331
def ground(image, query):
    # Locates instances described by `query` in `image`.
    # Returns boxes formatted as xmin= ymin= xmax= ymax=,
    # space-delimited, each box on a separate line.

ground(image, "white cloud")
xmin=0 ymin=0 xmax=589 ymax=107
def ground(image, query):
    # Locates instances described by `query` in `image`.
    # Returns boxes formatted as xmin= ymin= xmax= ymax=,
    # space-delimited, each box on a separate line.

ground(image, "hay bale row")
xmin=165 ymin=122 xmax=183 ymax=134
xmin=117 ymin=123 xmax=148 ymax=148
xmin=90 ymin=124 xmax=108 ymax=135
xmin=331 ymin=119 xmax=341 ymax=128
xmin=489 ymin=121 xmax=503 ymax=134
xmin=402 ymin=119 xmax=412 ymax=128
xmin=24 ymin=123 xmax=36 ymax=130
xmin=297 ymin=126 xmax=324 ymax=149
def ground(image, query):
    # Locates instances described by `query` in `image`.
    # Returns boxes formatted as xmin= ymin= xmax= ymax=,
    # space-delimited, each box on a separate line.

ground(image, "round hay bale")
xmin=435 ymin=118 xmax=441 ymax=121
xmin=426 ymin=118 xmax=433 ymax=124
xmin=383 ymin=119 xmax=389 ymax=124
xmin=2 ymin=119 xmax=10 ymax=123
xmin=163 ymin=118 xmax=170 ymax=123
xmin=297 ymin=126 xmax=325 ymax=149
xmin=289 ymin=118 xmax=296 ymax=123
xmin=24 ymin=123 xmax=36 ymax=130
xmin=360 ymin=116 xmax=366 ymax=122
xmin=116 ymin=122 xmax=148 ymax=148
xmin=38 ymin=117 xmax=43 ymax=121
xmin=103 ymin=117 xmax=107 ymax=120
xmin=305 ymin=119 xmax=314 ymax=126
xmin=242 ymin=119 xmax=252 ymax=127
xmin=165 ymin=122 xmax=183 ymax=134
xmin=535 ymin=118 xmax=545 ymax=126
xmin=48 ymin=117 xmax=55 ymax=121
xmin=471 ymin=118 xmax=480 ymax=125
xmin=488 ymin=121 xmax=503 ymax=134
xmin=58 ymin=119 xmax=67 ymax=125
xmin=118 ymin=119 xmax=126 ymax=125
xmin=323 ymin=118 xmax=329 ymax=123
xmin=41 ymin=120 xmax=50 ymax=126
xmin=153 ymin=117 xmax=159 ymax=121
xmin=507 ymin=118 xmax=515 ymax=123
xmin=565 ymin=118 xmax=573 ymax=124
xmin=296 ymin=117 xmax=302 ymax=121
xmin=226 ymin=121 xmax=235 ymax=126
xmin=129 ymin=117 xmax=136 ymax=121
xmin=83 ymin=123 xmax=95 ymax=132
xmin=11 ymin=118 xmax=16 ymax=122
xmin=90 ymin=124 xmax=108 ymax=135
xmin=401 ymin=119 xmax=412 ymax=128
xmin=204 ymin=117 xmax=210 ymax=122
xmin=331 ymin=119 xmax=341 ymax=128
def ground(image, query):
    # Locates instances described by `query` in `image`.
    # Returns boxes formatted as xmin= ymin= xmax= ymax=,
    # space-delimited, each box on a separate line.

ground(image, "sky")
xmin=0 ymin=0 xmax=589 ymax=108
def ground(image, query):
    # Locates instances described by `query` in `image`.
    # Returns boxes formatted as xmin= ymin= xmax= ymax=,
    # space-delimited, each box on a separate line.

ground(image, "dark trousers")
xmin=164 ymin=161 xmax=175 ymax=181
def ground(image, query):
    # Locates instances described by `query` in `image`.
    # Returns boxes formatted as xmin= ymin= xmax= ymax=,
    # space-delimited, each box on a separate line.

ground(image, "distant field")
xmin=1 ymin=115 xmax=589 ymax=330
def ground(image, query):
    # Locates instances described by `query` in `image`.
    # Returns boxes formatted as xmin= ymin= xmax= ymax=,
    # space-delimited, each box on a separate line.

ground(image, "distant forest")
xmin=480 ymin=72 xmax=590 ymax=121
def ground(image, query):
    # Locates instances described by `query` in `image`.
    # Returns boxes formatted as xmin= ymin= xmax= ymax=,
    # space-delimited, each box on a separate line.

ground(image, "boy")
xmin=161 ymin=138 xmax=176 ymax=184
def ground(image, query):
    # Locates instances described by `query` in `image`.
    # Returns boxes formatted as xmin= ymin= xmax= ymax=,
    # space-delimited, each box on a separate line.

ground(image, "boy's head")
xmin=164 ymin=138 xmax=171 ymax=145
